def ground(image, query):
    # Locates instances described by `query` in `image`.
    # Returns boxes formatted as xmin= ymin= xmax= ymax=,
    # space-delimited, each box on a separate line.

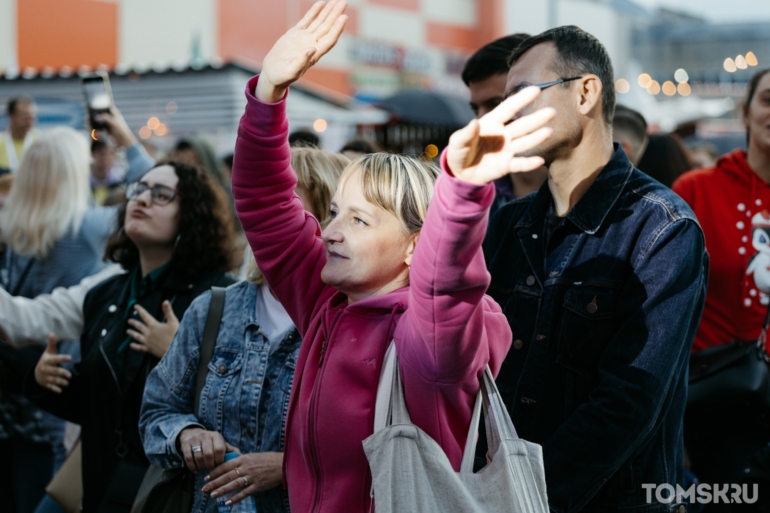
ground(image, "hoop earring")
xmin=174 ymin=234 xmax=181 ymax=248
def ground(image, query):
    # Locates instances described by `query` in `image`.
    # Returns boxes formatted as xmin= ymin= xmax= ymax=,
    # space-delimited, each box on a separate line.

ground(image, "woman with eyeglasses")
xmin=25 ymin=162 xmax=237 ymax=513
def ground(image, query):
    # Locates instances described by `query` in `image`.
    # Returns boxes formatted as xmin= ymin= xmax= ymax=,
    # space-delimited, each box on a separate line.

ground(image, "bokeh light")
xmin=424 ymin=144 xmax=439 ymax=159
xmin=746 ymin=52 xmax=759 ymax=66
xmin=735 ymin=55 xmax=748 ymax=70
xmin=646 ymin=80 xmax=661 ymax=95
xmin=165 ymin=102 xmax=178 ymax=114
xmin=147 ymin=117 xmax=160 ymax=130
xmin=677 ymin=82 xmax=692 ymax=96
xmin=139 ymin=126 xmax=152 ymax=139
xmin=615 ymin=79 xmax=630 ymax=93
xmin=638 ymin=73 xmax=652 ymax=88
xmin=674 ymin=69 xmax=689 ymax=83
xmin=662 ymin=81 xmax=677 ymax=96
xmin=313 ymin=119 xmax=328 ymax=132
xmin=154 ymin=123 xmax=168 ymax=136
xmin=724 ymin=57 xmax=737 ymax=73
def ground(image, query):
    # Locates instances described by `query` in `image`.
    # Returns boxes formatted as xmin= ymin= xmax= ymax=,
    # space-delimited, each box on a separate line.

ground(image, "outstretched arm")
xmin=231 ymin=1 xmax=348 ymax=334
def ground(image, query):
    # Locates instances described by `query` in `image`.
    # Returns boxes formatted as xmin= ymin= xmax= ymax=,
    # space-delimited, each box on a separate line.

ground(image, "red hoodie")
xmin=673 ymin=150 xmax=770 ymax=352
xmin=232 ymin=76 xmax=512 ymax=513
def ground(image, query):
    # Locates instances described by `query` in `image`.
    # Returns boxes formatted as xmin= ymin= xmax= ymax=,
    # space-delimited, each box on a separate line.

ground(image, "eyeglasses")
xmin=507 ymin=76 xmax=583 ymax=98
xmin=126 ymin=182 xmax=177 ymax=206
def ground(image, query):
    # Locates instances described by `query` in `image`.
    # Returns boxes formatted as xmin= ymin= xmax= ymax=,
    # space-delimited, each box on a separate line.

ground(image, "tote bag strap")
xmin=372 ymin=341 xmax=490 ymax=474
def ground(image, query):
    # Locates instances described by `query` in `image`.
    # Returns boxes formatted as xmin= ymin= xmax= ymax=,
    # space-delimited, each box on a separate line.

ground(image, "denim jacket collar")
xmin=241 ymin=282 xmax=300 ymax=352
xmin=516 ymin=144 xmax=634 ymax=235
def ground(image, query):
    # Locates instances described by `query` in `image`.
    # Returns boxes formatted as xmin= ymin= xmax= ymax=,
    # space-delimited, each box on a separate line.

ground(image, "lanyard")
xmin=4 ymin=131 xmax=34 ymax=172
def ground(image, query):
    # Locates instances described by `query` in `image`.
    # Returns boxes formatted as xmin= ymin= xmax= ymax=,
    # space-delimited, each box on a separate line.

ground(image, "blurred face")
xmin=506 ymin=43 xmax=583 ymax=165
xmin=745 ymin=73 xmax=770 ymax=156
xmin=9 ymin=102 xmax=37 ymax=137
xmin=125 ymin=166 xmax=180 ymax=249
xmin=91 ymin=146 xmax=116 ymax=179
xmin=321 ymin=168 xmax=416 ymax=302
xmin=469 ymin=72 xmax=508 ymax=118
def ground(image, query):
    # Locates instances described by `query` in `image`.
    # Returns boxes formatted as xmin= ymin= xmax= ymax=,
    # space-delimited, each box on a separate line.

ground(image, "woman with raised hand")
xmin=139 ymin=147 xmax=348 ymax=513
xmin=230 ymin=1 xmax=554 ymax=511
xmin=25 ymin=162 xmax=237 ymax=513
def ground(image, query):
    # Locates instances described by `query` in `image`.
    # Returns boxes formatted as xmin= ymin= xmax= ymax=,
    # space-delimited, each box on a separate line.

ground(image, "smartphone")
xmin=81 ymin=72 xmax=114 ymax=130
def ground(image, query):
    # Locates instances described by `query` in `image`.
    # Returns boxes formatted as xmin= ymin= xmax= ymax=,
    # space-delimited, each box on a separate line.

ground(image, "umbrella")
xmin=377 ymin=89 xmax=474 ymax=127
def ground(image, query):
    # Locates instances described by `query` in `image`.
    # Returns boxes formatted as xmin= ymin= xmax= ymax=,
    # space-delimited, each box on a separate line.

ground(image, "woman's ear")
xmin=404 ymin=232 xmax=420 ymax=267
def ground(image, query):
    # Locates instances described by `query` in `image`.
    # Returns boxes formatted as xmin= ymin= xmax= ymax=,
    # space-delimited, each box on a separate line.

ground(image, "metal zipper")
xmin=309 ymin=308 xmax=343 ymax=513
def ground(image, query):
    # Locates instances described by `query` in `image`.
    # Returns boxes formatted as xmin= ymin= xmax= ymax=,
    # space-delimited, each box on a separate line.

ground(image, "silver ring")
xmin=235 ymin=468 xmax=241 ymax=477
xmin=191 ymin=446 xmax=203 ymax=453
xmin=241 ymin=476 xmax=249 ymax=488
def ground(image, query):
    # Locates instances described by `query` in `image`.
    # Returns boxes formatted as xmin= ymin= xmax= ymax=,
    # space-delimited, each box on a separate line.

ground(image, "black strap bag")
xmin=688 ymin=305 xmax=770 ymax=414
xmin=130 ymin=287 xmax=226 ymax=513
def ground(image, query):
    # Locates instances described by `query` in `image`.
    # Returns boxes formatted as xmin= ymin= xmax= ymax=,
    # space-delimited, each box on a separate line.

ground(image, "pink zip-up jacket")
xmin=232 ymin=75 xmax=512 ymax=513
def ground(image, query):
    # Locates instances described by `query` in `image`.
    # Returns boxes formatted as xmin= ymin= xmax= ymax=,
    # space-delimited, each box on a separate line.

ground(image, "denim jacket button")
xmin=526 ymin=276 xmax=536 ymax=286
xmin=248 ymin=428 xmax=256 ymax=437
xmin=513 ymin=339 xmax=524 ymax=350
xmin=218 ymin=364 xmax=227 ymax=373
xmin=100 ymin=329 xmax=107 ymax=337
xmin=108 ymin=305 xmax=117 ymax=313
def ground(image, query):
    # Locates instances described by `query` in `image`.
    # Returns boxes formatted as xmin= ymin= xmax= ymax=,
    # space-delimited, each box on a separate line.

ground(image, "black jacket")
xmin=26 ymin=264 xmax=236 ymax=513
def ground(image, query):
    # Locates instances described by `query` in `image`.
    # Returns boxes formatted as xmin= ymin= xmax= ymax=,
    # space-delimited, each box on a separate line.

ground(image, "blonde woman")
xmin=226 ymin=2 xmax=553 ymax=511
xmin=140 ymin=147 xmax=348 ymax=513
xmin=2 ymin=127 xmax=115 ymax=298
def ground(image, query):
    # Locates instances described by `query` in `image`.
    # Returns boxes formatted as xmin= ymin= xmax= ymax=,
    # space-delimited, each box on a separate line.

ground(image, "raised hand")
xmin=256 ymin=0 xmax=348 ymax=103
xmin=446 ymin=87 xmax=556 ymax=185
xmin=34 ymin=333 xmax=72 ymax=393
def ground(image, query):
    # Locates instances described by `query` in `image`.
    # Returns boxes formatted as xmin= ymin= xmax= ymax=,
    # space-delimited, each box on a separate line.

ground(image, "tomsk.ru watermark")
xmin=643 ymin=483 xmax=759 ymax=505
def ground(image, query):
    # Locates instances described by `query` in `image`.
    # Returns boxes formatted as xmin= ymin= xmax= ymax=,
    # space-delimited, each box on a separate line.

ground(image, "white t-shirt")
xmin=254 ymin=283 xmax=294 ymax=352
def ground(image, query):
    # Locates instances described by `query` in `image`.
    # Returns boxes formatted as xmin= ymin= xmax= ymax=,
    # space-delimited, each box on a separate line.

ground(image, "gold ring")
xmin=235 ymin=468 xmax=241 ymax=477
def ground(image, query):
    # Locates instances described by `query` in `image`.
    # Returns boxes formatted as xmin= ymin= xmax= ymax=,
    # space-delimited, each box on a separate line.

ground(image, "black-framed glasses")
xmin=126 ymin=181 xmax=177 ymax=206
xmin=507 ymin=76 xmax=583 ymax=98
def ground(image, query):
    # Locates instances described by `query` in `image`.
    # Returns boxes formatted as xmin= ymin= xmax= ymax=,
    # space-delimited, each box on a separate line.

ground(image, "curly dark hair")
xmin=104 ymin=161 xmax=236 ymax=277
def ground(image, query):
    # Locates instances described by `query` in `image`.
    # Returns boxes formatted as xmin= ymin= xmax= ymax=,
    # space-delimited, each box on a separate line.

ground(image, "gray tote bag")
xmin=363 ymin=342 xmax=549 ymax=513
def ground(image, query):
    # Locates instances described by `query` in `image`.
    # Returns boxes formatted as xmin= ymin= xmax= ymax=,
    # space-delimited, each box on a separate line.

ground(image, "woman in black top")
xmin=26 ymin=162 xmax=237 ymax=513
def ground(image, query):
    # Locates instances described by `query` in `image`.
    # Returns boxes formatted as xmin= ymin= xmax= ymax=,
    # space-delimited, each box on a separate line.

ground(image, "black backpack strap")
xmin=194 ymin=287 xmax=226 ymax=417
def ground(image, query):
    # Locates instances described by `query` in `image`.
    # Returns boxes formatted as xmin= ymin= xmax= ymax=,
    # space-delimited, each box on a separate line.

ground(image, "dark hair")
xmin=509 ymin=26 xmax=616 ymax=126
xmin=461 ymin=34 xmax=531 ymax=86
xmin=91 ymin=138 xmax=113 ymax=153
xmin=289 ymin=129 xmax=320 ymax=148
xmin=637 ymin=134 xmax=692 ymax=188
xmin=222 ymin=153 xmax=234 ymax=169
xmin=105 ymin=162 xmax=236 ymax=277
xmin=743 ymin=68 xmax=770 ymax=145
xmin=340 ymin=137 xmax=383 ymax=155
xmin=7 ymin=96 xmax=35 ymax=115
xmin=613 ymin=105 xmax=648 ymax=145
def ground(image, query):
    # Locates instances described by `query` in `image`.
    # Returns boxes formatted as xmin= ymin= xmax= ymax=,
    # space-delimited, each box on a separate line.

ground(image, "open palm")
xmin=447 ymin=87 xmax=556 ymax=185
xmin=257 ymin=0 xmax=348 ymax=103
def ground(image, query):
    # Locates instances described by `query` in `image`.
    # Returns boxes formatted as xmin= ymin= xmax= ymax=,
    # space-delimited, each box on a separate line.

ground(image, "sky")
xmin=634 ymin=0 xmax=770 ymax=22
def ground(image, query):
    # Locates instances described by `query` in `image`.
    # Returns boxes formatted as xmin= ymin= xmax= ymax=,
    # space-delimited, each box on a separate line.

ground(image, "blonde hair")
xmin=292 ymin=147 xmax=349 ymax=225
xmin=341 ymin=153 xmax=439 ymax=234
xmin=3 ymin=127 xmax=91 ymax=257
xmin=244 ymin=147 xmax=348 ymax=284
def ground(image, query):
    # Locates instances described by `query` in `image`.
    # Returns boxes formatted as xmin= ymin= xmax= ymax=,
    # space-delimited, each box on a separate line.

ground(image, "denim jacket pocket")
xmin=557 ymin=286 xmax=618 ymax=379
xmin=207 ymin=349 xmax=244 ymax=378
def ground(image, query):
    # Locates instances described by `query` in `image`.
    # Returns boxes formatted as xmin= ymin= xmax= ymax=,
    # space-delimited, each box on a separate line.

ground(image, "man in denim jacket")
xmin=482 ymin=27 xmax=707 ymax=512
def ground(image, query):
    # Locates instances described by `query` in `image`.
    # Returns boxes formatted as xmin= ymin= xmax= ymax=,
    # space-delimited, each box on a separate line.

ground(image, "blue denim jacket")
xmin=483 ymin=146 xmax=708 ymax=513
xmin=140 ymin=281 xmax=300 ymax=513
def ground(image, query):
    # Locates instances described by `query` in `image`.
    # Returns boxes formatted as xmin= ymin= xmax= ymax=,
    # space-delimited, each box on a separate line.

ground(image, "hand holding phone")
xmin=81 ymin=72 xmax=114 ymax=130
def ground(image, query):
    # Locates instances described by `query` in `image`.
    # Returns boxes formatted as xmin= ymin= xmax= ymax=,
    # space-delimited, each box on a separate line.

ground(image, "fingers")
xmin=211 ymin=434 xmax=227 ymax=468
xmin=44 ymin=355 xmax=73 ymax=368
xmin=296 ymin=0 xmax=326 ymax=29
xmin=206 ymin=470 xmax=247 ymax=500
xmin=314 ymin=15 xmax=348 ymax=62
xmin=162 ymin=301 xmax=179 ymax=325
xmin=510 ymin=156 xmax=547 ymax=174
xmin=508 ymin=127 xmax=553 ymax=158
xmin=129 ymin=342 xmax=149 ymax=353
xmin=126 ymin=327 xmax=147 ymax=343
xmin=315 ymin=0 xmax=347 ymax=39
xmin=46 ymin=333 xmax=58 ymax=353
xmin=133 ymin=305 xmax=158 ymax=326
xmin=205 ymin=455 xmax=238 ymax=483
xmin=225 ymin=442 xmax=241 ymax=454
xmin=484 ymin=86 xmax=541 ymax=125
xmin=307 ymin=0 xmax=340 ymax=33
xmin=192 ymin=440 xmax=207 ymax=472
xmin=449 ymin=119 xmax=480 ymax=150
xmin=221 ymin=485 xmax=259 ymax=507
xmin=503 ymin=107 xmax=555 ymax=141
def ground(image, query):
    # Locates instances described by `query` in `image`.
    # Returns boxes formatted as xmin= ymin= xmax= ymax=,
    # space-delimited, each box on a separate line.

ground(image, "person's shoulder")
xmin=625 ymin=168 xmax=699 ymax=225
xmin=82 ymin=271 xmax=129 ymax=314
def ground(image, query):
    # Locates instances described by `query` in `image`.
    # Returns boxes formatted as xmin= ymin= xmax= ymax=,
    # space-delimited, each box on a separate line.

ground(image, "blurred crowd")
xmin=0 ymin=2 xmax=769 ymax=513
